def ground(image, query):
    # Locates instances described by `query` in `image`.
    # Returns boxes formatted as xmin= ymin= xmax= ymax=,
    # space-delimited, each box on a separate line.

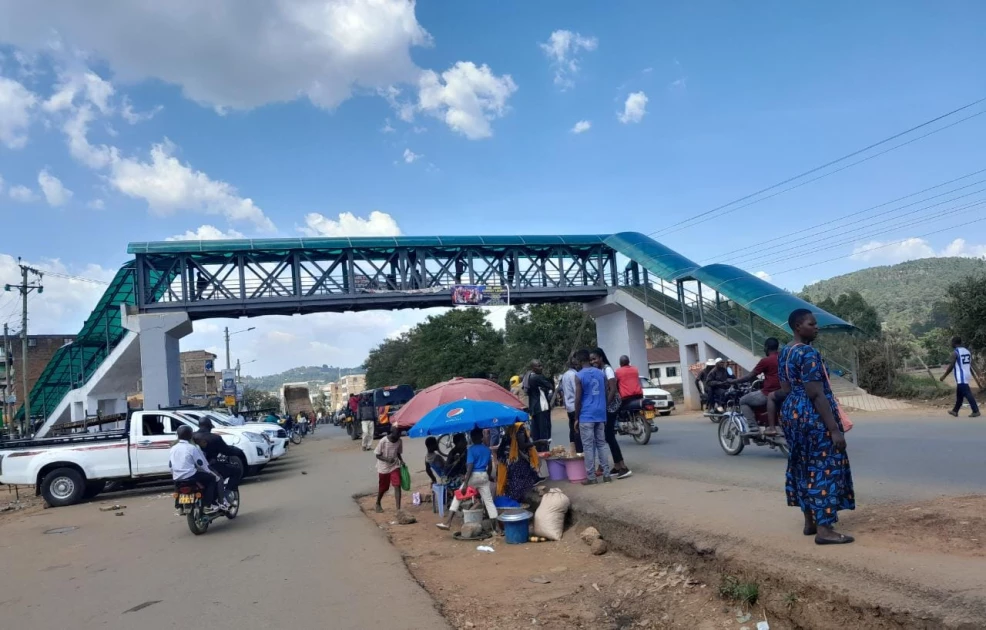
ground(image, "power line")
xmin=707 ymin=167 xmax=986 ymax=263
xmin=769 ymin=215 xmax=986 ymax=278
xmin=729 ymin=186 xmax=986 ymax=268
xmin=44 ymin=271 xmax=110 ymax=285
xmin=647 ymin=97 xmax=986 ymax=238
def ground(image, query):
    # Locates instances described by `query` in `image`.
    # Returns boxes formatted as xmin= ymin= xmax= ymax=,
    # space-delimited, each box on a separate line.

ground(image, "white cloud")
xmin=539 ymin=29 xmax=597 ymax=89
xmin=0 ymin=0 xmax=431 ymax=112
xmin=669 ymin=77 xmax=686 ymax=91
xmin=63 ymin=104 xmax=118 ymax=168
xmin=0 ymin=254 xmax=116 ymax=334
xmin=120 ymin=96 xmax=161 ymax=124
xmin=0 ymin=75 xmax=37 ymax=148
xmin=417 ymin=61 xmax=517 ymax=140
xmin=8 ymin=184 xmax=36 ymax=202
xmin=109 ymin=141 xmax=276 ymax=231
xmin=380 ymin=118 xmax=396 ymax=133
xmin=618 ymin=91 xmax=648 ymax=124
xmin=850 ymin=237 xmax=986 ymax=264
xmin=37 ymin=168 xmax=73 ymax=206
xmin=753 ymin=271 xmax=772 ymax=281
xmin=87 ymin=199 xmax=105 ymax=210
xmin=571 ymin=120 xmax=591 ymax=134
xmin=300 ymin=211 xmax=401 ymax=237
xmin=42 ymin=69 xmax=115 ymax=115
xmin=402 ymin=148 xmax=421 ymax=163
xmin=166 ymin=225 xmax=246 ymax=241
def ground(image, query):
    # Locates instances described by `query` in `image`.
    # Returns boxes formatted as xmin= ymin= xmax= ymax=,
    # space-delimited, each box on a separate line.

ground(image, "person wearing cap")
xmin=696 ymin=359 xmax=717 ymax=410
xmin=193 ymin=418 xmax=242 ymax=496
xmin=704 ymin=358 xmax=732 ymax=413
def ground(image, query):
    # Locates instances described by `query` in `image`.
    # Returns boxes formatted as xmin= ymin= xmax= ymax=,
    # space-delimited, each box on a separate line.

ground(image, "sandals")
xmin=815 ymin=533 xmax=854 ymax=545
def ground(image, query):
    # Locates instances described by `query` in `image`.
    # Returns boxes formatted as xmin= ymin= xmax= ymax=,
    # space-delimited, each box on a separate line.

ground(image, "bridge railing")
xmin=618 ymin=275 xmax=856 ymax=381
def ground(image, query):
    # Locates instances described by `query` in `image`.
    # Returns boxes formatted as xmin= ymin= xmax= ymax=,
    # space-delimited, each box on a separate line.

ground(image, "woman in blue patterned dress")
xmin=778 ymin=309 xmax=855 ymax=545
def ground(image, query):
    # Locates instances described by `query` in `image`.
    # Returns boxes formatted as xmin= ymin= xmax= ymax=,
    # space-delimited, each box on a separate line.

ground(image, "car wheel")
xmin=41 ymin=467 xmax=86 ymax=507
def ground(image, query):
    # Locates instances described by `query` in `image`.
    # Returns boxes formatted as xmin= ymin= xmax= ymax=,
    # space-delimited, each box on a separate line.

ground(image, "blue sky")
xmin=1 ymin=1 xmax=984 ymax=375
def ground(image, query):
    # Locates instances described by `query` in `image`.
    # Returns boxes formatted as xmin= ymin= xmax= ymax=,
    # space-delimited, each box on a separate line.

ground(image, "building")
xmin=646 ymin=346 xmax=682 ymax=386
xmin=326 ymin=373 xmax=366 ymax=410
xmin=320 ymin=381 xmax=339 ymax=412
xmin=2 ymin=334 xmax=76 ymax=428
xmin=180 ymin=350 xmax=219 ymax=399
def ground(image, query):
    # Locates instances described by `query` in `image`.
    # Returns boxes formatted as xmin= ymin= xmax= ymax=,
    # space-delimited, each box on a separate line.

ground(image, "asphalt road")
xmin=549 ymin=408 xmax=986 ymax=503
xmin=0 ymin=433 xmax=448 ymax=630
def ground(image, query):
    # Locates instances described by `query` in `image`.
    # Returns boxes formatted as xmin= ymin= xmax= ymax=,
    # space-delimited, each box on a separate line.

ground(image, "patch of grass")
xmin=783 ymin=592 xmax=799 ymax=608
xmin=888 ymin=373 xmax=951 ymax=400
xmin=719 ymin=576 xmax=760 ymax=606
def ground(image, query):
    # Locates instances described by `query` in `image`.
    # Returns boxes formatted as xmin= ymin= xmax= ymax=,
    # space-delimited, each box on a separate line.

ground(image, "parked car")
xmin=0 ymin=410 xmax=270 ymax=507
xmin=639 ymin=376 xmax=675 ymax=416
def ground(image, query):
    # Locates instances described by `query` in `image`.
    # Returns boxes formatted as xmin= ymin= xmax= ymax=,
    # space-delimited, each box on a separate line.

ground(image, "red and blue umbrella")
xmin=407 ymin=399 xmax=529 ymax=438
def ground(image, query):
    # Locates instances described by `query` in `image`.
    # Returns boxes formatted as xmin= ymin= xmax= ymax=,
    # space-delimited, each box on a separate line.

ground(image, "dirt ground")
xmin=0 ymin=485 xmax=45 ymax=524
xmin=845 ymin=495 xmax=986 ymax=558
xmin=358 ymin=492 xmax=784 ymax=630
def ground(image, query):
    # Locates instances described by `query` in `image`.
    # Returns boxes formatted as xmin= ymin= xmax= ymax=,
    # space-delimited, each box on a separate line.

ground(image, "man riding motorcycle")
xmin=728 ymin=338 xmax=782 ymax=435
xmin=193 ymin=418 xmax=242 ymax=499
xmin=703 ymin=358 xmax=732 ymax=413
xmin=615 ymin=355 xmax=644 ymax=406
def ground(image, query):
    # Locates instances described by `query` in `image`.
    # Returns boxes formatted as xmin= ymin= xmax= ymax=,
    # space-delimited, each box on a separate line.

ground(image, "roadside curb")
xmin=566 ymin=483 xmax=986 ymax=630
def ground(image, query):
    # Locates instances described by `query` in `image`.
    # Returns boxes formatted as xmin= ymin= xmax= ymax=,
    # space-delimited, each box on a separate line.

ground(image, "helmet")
xmin=509 ymin=375 xmax=520 ymax=387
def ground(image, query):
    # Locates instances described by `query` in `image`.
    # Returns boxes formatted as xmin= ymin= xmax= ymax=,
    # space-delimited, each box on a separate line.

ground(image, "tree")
xmin=242 ymin=386 xmax=279 ymax=413
xmin=946 ymin=274 xmax=986 ymax=387
xmin=817 ymin=291 xmax=881 ymax=338
xmin=646 ymin=324 xmax=675 ymax=348
xmin=919 ymin=328 xmax=954 ymax=367
xmin=500 ymin=303 xmax=596 ymax=378
xmin=910 ymin=301 xmax=951 ymax=336
xmin=364 ymin=334 xmax=413 ymax=389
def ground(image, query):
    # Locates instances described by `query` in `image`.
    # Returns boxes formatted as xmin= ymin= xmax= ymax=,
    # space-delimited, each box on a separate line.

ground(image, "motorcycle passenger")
xmin=695 ymin=359 xmax=716 ymax=409
xmin=728 ymin=338 xmax=782 ymax=435
xmin=193 ymin=418 xmax=242 ymax=496
xmin=615 ymin=355 xmax=644 ymax=406
xmin=170 ymin=425 xmax=222 ymax=513
xmin=704 ymin=358 xmax=732 ymax=413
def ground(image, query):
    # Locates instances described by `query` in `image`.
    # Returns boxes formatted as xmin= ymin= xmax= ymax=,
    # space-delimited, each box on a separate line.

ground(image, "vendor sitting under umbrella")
xmin=496 ymin=423 xmax=541 ymax=503
xmin=438 ymin=429 xmax=498 ymax=530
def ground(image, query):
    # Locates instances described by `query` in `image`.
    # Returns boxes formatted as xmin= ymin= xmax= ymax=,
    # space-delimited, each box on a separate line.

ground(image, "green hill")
xmin=802 ymin=257 xmax=986 ymax=332
xmin=239 ymin=365 xmax=363 ymax=392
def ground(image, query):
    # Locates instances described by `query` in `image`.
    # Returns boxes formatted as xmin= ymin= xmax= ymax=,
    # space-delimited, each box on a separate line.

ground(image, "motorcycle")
xmin=703 ymin=385 xmax=741 ymax=423
xmin=616 ymin=398 xmax=658 ymax=445
xmin=716 ymin=382 xmax=788 ymax=456
xmin=173 ymin=465 xmax=240 ymax=535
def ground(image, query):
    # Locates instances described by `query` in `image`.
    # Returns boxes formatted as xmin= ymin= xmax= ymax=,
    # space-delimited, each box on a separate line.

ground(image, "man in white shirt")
xmin=169 ymin=425 xmax=222 ymax=511
xmin=553 ymin=355 xmax=583 ymax=454
xmin=940 ymin=336 xmax=981 ymax=418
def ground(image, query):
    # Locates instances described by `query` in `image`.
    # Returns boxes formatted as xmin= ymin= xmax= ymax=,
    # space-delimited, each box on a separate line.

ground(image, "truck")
xmin=0 ymin=410 xmax=271 ymax=507
xmin=281 ymin=382 xmax=315 ymax=419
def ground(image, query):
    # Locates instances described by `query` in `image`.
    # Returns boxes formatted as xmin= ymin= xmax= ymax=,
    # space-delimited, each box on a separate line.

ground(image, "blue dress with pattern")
xmin=779 ymin=343 xmax=855 ymax=527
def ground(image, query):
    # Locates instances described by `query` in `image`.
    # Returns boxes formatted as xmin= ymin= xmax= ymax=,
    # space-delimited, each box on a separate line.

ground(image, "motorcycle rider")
xmin=615 ymin=355 xmax=644 ymax=406
xmin=695 ymin=359 xmax=716 ymax=409
xmin=702 ymin=358 xmax=732 ymax=412
xmin=728 ymin=338 xmax=782 ymax=435
xmin=170 ymin=425 xmax=222 ymax=513
xmin=192 ymin=418 xmax=241 ymax=504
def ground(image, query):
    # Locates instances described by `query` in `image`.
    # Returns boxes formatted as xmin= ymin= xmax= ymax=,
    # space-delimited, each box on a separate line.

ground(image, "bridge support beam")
xmin=585 ymin=302 xmax=647 ymax=378
xmin=124 ymin=312 xmax=193 ymax=412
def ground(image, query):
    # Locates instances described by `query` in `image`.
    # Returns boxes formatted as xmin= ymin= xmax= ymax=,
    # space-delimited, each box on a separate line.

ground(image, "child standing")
xmin=374 ymin=425 xmax=404 ymax=513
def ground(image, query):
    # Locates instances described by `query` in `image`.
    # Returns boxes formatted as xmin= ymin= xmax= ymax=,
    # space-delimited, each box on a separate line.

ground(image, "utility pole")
xmin=5 ymin=260 xmax=43 ymax=435
xmin=224 ymin=326 xmax=231 ymax=370
xmin=236 ymin=358 xmax=241 ymax=382
xmin=2 ymin=323 xmax=9 ymax=436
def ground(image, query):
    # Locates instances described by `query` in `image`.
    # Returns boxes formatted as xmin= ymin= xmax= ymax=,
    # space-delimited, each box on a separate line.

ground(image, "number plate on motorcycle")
xmin=178 ymin=494 xmax=195 ymax=504
xmin=644 ymin=410 xmax=655 ymax=419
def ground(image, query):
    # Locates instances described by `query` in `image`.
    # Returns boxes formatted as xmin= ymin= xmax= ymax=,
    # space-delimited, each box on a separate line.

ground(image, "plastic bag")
xmin=533 ymin=488 xmax=571 ymax=541
xmin=399 ymin=463 xmax=411 ymax=492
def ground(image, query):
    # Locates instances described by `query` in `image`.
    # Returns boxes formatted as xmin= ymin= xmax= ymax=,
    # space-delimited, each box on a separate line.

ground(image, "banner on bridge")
xmin=451 ymin=284 xmax=509 ymax=306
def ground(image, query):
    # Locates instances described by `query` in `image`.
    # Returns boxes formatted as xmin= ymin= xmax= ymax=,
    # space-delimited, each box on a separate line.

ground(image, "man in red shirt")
xmin=615 ymin=355 xmax=644 ymax=403
xmin=729 ymin=338 xmax=780 ymax=433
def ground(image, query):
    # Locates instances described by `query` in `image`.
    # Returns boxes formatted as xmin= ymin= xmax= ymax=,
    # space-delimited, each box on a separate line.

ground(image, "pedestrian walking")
xmin=940 ymin=336 xmax=981 ymax=418
xmin=374 ymin=425 xmax=404 ymax=513
xmin=573 ymin=349 xmax=612 ymax=484
xmin=779 ymin=309 xmax=855 ymax=545
xmin=591 ymin=348 xmax=631 ymax=479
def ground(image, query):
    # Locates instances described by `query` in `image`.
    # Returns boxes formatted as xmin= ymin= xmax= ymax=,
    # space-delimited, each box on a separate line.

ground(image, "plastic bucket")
xmin=564 ymin=458 xmax=587 ymax=483
xmin=498 ymin=510 xmax=532 ymax=544
xmin=547 ymin=459 xmax=567 ymax=481
xmin=462 ymin=508 xmax=484 ymax=524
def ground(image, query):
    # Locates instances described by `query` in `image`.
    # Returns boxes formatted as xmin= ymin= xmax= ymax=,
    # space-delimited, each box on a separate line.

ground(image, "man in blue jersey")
xmin=940 ymin=336 xmax=981 ymax=418
xmin=573 ymin=349 xmax=613 ymax=484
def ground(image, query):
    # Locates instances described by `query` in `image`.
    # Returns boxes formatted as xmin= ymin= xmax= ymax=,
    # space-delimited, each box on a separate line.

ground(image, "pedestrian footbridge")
xmin=22 ymin=232 xmax=860 ymax=432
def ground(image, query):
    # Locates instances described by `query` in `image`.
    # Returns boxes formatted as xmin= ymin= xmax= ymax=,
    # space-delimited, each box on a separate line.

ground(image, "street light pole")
xmin=224 ymin=326 xmax=256 ymax=372
xmin=224 ymin=327 xmax=231 ymax=370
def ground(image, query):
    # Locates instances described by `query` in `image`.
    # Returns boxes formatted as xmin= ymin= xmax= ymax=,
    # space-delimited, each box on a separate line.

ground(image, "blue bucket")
xmin=498 ymin=510 xmax=533 ymax=544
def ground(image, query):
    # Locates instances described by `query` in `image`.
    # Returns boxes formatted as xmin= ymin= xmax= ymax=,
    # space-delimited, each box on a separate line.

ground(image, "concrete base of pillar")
xmin=585 ymin=302 xmax=647 ymax=375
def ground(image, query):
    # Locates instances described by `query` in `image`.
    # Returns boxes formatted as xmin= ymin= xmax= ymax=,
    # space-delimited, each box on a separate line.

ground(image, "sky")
xmin=0 ymin=0 xmax=984 ymax=376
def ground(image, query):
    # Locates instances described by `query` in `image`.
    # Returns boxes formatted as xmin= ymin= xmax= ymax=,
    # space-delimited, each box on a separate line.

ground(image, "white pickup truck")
xmin=0 ymin=410 xmax=271 ymax=507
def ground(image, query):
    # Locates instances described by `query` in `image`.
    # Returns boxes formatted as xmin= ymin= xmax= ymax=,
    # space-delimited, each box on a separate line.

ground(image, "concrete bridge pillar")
xmin=124 ymin=311 xmax=193 ymax=412
xmin=586 ymin=303 xmax=647 ymax=375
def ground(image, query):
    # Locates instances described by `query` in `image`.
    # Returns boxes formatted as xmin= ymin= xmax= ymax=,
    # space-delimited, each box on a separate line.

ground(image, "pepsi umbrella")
xmin=407 ymin=399 xmax=529 ymax=438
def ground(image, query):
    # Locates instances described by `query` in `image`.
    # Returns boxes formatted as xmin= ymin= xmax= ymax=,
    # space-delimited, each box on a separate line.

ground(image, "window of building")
xmin=665 ymin=366 xmax=678 ymax=378
xmin=64 ymin=338 xmax=73 ymax=345
xmin=28 ymin=338 xmax=37 ymax=347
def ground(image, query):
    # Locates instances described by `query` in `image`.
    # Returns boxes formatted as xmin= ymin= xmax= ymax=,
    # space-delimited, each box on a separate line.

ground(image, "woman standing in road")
xmin=779 ymin=309 xmax=855 ymax=545
xmin=590 ymin=348 xmax=632 ymax=479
